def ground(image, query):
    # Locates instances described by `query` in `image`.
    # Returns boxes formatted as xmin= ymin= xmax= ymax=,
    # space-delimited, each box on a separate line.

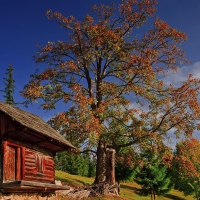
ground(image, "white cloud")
xmin=162 ymin=61 xmax=200 ymax=86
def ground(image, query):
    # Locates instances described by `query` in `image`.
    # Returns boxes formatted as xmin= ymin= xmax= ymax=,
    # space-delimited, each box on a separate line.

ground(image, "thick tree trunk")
xmin=117 ymin=179 xmax=120 ymax=195
xmin=153 ymin=191 xmax=156 ymax=200
xmin=105 ymin=148 xmax=116 ymax=185
xmin=151 ymin=190 xmax=153 ymax=200
xmin=94 ymin=140 xmax=106 ymax=183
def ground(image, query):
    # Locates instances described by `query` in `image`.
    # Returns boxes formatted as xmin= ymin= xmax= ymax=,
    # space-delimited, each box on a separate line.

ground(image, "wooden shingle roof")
xmin=0 ymin=101 xmax=75 ymax=150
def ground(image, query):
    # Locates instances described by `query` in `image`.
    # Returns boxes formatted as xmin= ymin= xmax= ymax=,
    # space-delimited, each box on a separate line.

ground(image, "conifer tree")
xmin=134 ymin=152 xmax=173 ymax=200
xmin=55 ymin=151 xmax=96 ymax=177
xmin=2 ymin=64 xmax=16 ymax=105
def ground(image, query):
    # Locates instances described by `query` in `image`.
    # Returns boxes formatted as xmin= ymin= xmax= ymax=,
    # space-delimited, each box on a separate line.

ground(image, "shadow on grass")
xmin=121 ymin=185 xmax=146 ymax=196
xmin=56 ymin=176 xmax=91 ymax=187
xmin=120 ymin=184 xmax=138 ymax=192
xmin=121 ymin=185 xmax=186 ymax=200
xmin=164 ymin=194 xmax=185 ymax=200
xmin=72 ymin=179 xmax=88 ymax=185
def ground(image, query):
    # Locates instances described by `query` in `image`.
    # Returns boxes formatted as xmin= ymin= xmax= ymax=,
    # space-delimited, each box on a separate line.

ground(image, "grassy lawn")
xmin=55 ymin=170 xmax=195 ymax=200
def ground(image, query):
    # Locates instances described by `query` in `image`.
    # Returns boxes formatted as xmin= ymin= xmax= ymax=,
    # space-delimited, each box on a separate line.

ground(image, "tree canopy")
xmin=22 ymin=0 xmax=200 ymax=183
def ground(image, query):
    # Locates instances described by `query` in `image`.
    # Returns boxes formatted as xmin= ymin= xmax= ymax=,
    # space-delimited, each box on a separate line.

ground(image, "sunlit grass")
xmin=55 ymin=170 xmax=195 ymax=200
xmin=119 ymin=181 xmax=195 ymax=200
xmin=55 ymin=170 xmax=94 ymax=186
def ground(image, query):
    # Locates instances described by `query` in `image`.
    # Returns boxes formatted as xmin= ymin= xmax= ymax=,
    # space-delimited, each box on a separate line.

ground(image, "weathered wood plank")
xmin=23 ymin=148 xmax=55 ymax=183
xmin=16 ymin=147 xmax=21 ymax=180
xmin=45 ymin=166 xmax=54 ymax=171
xmin=6 ymin=141 xmax=23 ymax=148
xmin=25 ymin=159 xmax=36 ymax=164
xmin=25 ymin=166 xmax=37 ymax=171
xmin=24 ymin=176 xmax=54 ymax=181
xmin=24 ymin=177 xmax=54 ymax=183
xmin=21 ymin=147 xmax=25 ymax=180
xmin=44 ymin=160 xmax=54 ymax=165
xmin=0 ymin=180 xmax=70 ymax=192
xmin=25 ymin=162 xmax=37 ymax=168
xmin=24 ymin=171 xmax=54 ymax=177
xmin=23 ymin=180 xmax=70 ymax=189
xmin=7 ymin=146 xmax=16 ymax=180
xmin=3 ymin=141 xmax=7 ymax=181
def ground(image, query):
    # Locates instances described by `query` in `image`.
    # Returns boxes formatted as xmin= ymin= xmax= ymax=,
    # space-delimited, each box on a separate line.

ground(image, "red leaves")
xmin=86 ymin=24 xmax=121 ymax=50
xmin=46 ymin=10 xmax=75 ymax=29
xmin=154 ymin=18 xmax=187 ymax=43
xmin=175 ymin=138 xmax=200 ymax=178
xmin=40 ymin=68 xmax=57 ymax=80
xmin=119 ymin=0 xmax=157 ymax=19
xmin=138 ymin=18 xmax=188 ymax=75
xmin=91 ymin=4 xmax=115 ymax=21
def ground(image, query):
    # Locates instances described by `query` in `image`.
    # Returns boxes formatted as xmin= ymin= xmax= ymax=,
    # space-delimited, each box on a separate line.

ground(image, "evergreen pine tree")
xmin=2 ymin=64 xmax=16 ymax=105
xmin=55 ymin=151 xmax=96 ymax=177
xmin=134 ymin=153 xmax=173 ymax=200
xmin=88 ymin=158 xmax=96 ymax=177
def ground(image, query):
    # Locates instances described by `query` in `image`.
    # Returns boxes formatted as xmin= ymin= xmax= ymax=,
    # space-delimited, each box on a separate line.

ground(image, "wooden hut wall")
xmin=0 ymin=147 xmax=2 ymax=182
xmin=23 ymin=147 xmax=55 ymax=183
xmin=3 ymin=141 xmax=55 ymax=184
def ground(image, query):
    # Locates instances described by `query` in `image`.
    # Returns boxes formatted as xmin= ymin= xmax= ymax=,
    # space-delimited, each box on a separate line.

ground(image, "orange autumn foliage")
xmin=175 ymin=138 xmax=200 ymax=178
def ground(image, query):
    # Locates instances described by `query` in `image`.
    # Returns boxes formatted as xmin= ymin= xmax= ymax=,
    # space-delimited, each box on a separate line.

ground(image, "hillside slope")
xmin=55 ymin=170 xmax=196 ymax=200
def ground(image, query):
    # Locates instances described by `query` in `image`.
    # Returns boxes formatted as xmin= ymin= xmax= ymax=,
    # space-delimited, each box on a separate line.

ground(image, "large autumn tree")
xmin=22 ymin=0 xmax=200 ymax=183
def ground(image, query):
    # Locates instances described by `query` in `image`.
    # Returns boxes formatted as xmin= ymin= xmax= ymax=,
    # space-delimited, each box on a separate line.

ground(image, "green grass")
xmin=55 ymin=170 xmax=195 ymax=200
xmin=56 ymin=170 xmax=94 ymax=187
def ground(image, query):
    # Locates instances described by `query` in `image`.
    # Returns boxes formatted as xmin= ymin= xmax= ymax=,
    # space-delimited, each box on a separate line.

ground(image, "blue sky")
xmin=1 ymin=0 xmax=200 ymax=124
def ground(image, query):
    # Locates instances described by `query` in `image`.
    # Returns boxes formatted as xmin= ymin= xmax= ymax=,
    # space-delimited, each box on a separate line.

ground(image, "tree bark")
xmin=105 ymin=148 xmax=116 ymax=185
xmin=94 ymin=140 xmax=106 ymax=183
xmin=117 ymin=179 xmax=120 ymax=195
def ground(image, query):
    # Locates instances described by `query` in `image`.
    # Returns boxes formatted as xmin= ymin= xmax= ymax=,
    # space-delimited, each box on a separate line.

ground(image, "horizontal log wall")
xmin=24 ymin=148 xmax=55 ymax=183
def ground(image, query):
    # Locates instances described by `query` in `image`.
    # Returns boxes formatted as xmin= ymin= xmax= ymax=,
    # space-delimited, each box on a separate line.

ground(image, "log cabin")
xmin=0 ymin=101 xmax=75 ymax=193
